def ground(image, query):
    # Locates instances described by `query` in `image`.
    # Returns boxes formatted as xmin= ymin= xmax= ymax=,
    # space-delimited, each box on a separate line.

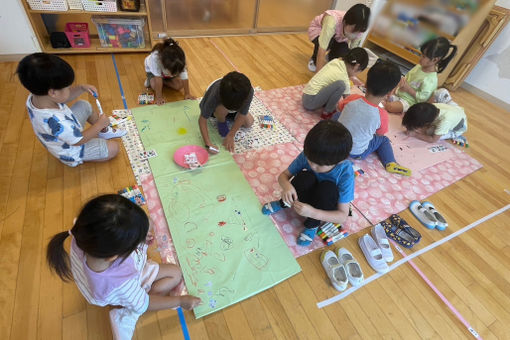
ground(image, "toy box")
xmin=65 ymin=22 xmax=90 ymax=48
xmin=92 ymin=17 xmax=146 ymax=49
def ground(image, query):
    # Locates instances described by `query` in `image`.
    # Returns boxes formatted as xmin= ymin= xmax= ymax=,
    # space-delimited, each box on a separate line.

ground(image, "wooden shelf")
xmin=41 ymin=37 xmax=151 ymax=54
xmin=27 ymin=6 xmax=147 ymax=16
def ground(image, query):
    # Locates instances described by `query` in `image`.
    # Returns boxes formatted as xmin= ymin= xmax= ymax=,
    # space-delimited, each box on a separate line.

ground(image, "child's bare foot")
xmin=179 ymin=295 xmax=202 ymax=310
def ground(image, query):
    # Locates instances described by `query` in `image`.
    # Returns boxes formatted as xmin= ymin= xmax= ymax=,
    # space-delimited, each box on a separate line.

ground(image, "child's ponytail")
xmin=343 ymin=47 xmax=369 ymax=72
xmin=437 ymin=44 xmax=457 ymax=73
xmin=47 ymin=231 xmax=72 ymax=281
xmin=152 ymin=37 xmax=186 ymax=76
xmin=420 ymin=37 xmax=458 ymax=73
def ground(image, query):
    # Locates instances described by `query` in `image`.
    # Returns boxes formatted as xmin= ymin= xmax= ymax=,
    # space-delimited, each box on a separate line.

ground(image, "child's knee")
xmin=106 ymin=141 xmax=120 ymax=160
xmin=243 ymin=114 xmax=254 ymax=127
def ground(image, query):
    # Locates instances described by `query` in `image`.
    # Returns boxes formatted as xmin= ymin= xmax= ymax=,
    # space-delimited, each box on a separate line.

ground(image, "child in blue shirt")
xmin=261 ymin=120 xmax=354 ymax=246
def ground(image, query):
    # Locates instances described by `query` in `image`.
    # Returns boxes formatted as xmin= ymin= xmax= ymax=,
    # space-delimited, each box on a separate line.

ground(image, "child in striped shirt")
xmin=47 ymin=194 xmax=200 ymax=340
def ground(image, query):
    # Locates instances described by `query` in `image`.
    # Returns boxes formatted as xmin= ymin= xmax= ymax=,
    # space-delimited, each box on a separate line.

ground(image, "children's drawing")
xmin=132 ymin=99 xmax=301 ymax=318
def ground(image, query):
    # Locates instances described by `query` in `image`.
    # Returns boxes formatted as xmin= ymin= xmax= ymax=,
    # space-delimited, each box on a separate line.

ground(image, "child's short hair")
xmin=343 ymin=47 xmax=369 ymax=72
xmin=420 ymin=37 xmax=457 ymax=73
xmin=219 ymin=71 xmax=252 ymax=111
xmin=47 ymin=194 xmax=149 ymax=281
xmin=17 ymin=53 xmax=74 ymax=95
xmin=402 ymin=102 xmax=439 ymax=131
xmin=343 ymin=4 xmax=371 ymax=32
xmin=366 ymin=60 xmax=401 ymax=97
xmin=304 ymin=120 xmax=352 ymax=166
xmin=153 ymin=38 xmax=186 ymax=75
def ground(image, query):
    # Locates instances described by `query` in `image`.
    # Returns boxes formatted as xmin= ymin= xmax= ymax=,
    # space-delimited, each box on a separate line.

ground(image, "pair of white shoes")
xmin=358 ymin=224 xmax=394 ymax=274
xmin=409 ymin=200 xmax=448 ymax=231
xmin=321 ymin=248 xmax=364 ymax=292
xmin=99 ymin=126 xmax=127 ymax=139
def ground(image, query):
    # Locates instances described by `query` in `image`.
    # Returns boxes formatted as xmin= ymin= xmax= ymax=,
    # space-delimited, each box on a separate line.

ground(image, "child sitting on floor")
xmin=198 ymin=71 xmax=254 ymax=153
xmin=46 ymin=194 xmax=201 ymax=340
xmin=336 ymin=60 xmax=411 ymax=176
xmin=302 ymin=47 xmax=368 ymax=120
xmin=402 ymin=102 xmax=468 ymax=143
xmin=17 ymin=53 xmax=126 ymax=167
xmin=144 ymin=38 xmax=195 ymax=105
xmin=261 ymin=120 xmax=354 ymax=247
xmin=383 ymin=37 xmax=457 ymax=114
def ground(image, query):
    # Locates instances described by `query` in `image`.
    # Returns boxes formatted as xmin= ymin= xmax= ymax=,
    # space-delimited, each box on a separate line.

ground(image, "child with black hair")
xmin=47 ymin=194 xmax=201 ymax=340
xmin=198 ymin=71 xmax=254 ymax=153
xmin=383 ymin=37 xmax=457 ymax=113
xmin=402 ymin=102 xmax=468 ymax=143
xmin=261 ymin=120 xmax=354 ymax=247
xmin=308 ymin=4 xmax=371 ymax=72
xmin=336 ymin=60 xmax=411 ymax=176
xmin=17 ymin=53 xmax=125 ymax=167
xmin=144 ymin=38 xmax=194 ymax=105
xmin=303 ymin=47 xmax=368 ymax=119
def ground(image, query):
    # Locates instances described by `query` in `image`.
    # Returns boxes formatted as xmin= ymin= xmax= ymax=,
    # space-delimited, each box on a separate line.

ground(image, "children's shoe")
xmin=371 ymin=223 xmax=394 ymax=262
xmin=144 ymin=78 xmax=150 ymax=88
xmin=261 ymin=201 xmax=282 ymax=215
xmin=421 ymin=201 xmax=448 ymax=231
xmin=217 ymin=121 xmax=230 ymax=137
xmin=307 ymin=59 xmax=317 ymax=72
xmin=386 ymin=162 xmax=411 ymax=176
xmin=297 ymin=226 xmax=318 ymax=246
xmin=320 ymin=250 xmax=348 ymax=291
xmin=358 ymin=234 xmax=389 ymax=273
xmin=98 ymin=126 xmax=127 ymax=139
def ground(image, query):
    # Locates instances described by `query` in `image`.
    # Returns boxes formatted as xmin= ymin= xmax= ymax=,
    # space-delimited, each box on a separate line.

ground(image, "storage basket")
xmin=81 ymin=0 xmax=117 ymax=12
xmin=66 ymin=0 xmax=83 ymax=10
xmin=65 ymin=22 xmax=90 ymax=48
xmin=92 ymin=17 xmax=146 ymax=48
xmin=27 ymin=0 xmax=68 ymax=11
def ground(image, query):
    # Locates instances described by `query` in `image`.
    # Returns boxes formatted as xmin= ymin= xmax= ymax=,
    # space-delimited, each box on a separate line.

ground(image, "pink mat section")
xmin=256 ymin=85 xmax=483 ymax=225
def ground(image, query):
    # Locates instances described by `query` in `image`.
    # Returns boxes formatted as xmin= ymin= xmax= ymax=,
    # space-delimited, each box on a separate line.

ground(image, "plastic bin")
xmin=27 ymin=0 xmax=68 ymax=11
xmin=81 ymin=0 xmax=117 ymax=12
xmin=66 ymin=0 xmax=83 ymax=10
xmin=92 ymin=17 xmax=146 ymax=49
xmin=65 ymin=22 xmax=90 ymax=48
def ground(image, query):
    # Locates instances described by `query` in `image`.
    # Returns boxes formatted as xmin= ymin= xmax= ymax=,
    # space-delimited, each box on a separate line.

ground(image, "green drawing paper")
xmin=133 ymin=100 xmax=301 ymax=318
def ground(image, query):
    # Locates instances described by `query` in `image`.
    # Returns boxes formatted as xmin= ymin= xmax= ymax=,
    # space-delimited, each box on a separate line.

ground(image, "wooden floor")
xmin=1 ymin=34 xmax=510 ymax=340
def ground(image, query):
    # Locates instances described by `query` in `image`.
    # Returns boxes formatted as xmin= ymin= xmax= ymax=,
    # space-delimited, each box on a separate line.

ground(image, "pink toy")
xmin=173 ymin=145 xmax=209 ymax=169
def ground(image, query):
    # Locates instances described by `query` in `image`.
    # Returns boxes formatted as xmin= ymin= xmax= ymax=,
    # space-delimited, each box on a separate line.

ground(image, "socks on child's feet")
xmin=297 ymin=226 xmax=319 ymax=246
xmin=386 ymin=162 xmax=411 ymax=176
xmin=217 ymin=121 xmax=230 ymax=137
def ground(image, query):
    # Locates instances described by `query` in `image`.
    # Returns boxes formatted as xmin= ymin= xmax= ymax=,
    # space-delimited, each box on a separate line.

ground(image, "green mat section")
xmin=132 ymin=100 xmax=301 ymax=318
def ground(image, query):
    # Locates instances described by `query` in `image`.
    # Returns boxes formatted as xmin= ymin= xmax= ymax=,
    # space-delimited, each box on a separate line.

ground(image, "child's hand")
xmin=96 ymin=114 xmax=111 ymax=130
xmin=293 ymin=201 xmax=315 ymax=218
xmin=399 ymin=78 xmax=411 ymax=93
xmin=155 ymin=97 xmax=166 ymax=106
xmin=222 ymin=135 xmax=235 ymax=153
xmin=184 ymin=93 xmax=196 ymax=100
xmin=179 ymin=295 xmax=202 ymax=310
xmin=281 ymin=185 xmax=298 ymax=207
xmin=81 ymin=84 xmax=98 ymax=96
xmin=206 ymin=144 xmax=220 ymax=154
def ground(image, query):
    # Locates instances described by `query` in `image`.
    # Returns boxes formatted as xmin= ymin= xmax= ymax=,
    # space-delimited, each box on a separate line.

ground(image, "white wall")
xmin=0 ymin=0 xmax=40 ymax=55
xmin=464 ymin=0 xmax=510 ymax=106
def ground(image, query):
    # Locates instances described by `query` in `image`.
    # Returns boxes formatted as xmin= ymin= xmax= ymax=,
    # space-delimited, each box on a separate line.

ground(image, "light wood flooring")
xmin=1 ymin=34 xmax=510 ymax=340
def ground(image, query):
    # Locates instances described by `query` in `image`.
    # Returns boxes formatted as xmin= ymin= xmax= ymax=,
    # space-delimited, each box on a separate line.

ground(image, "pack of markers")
xmin=118 ymin=185 xmax=146 ymax=206
xmin=318 ymin=222 xmax=348 ymax=246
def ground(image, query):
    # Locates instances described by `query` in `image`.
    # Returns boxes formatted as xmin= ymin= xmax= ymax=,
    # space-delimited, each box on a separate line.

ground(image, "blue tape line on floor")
xmin=110 ymin=54 xmax=191 ymax=339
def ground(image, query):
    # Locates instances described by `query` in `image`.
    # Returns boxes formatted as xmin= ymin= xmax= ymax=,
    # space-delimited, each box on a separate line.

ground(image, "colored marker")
xmin=320 ymin=222 xmax=336 ymax=233
xmin=207 ymin=145 xmax=219 ymax=153
xmin=92 ymin=92 xmax=104 ymax=115
xmin=327 ymin=232 xmax=349 ymax=244
xmin=327 ymin=231 xmax=348 ymax=243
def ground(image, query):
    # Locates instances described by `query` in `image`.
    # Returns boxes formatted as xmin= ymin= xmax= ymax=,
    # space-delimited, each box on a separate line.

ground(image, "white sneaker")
xmin=371 ymin=224 xmax=394 ymax=262
xmin=358 ymin=234 xmax=389 ymax=273
xmin=308 ymin=59 xmax=317 ymax=72
xmin=98 ymin=126 xmax=127 ymax=139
